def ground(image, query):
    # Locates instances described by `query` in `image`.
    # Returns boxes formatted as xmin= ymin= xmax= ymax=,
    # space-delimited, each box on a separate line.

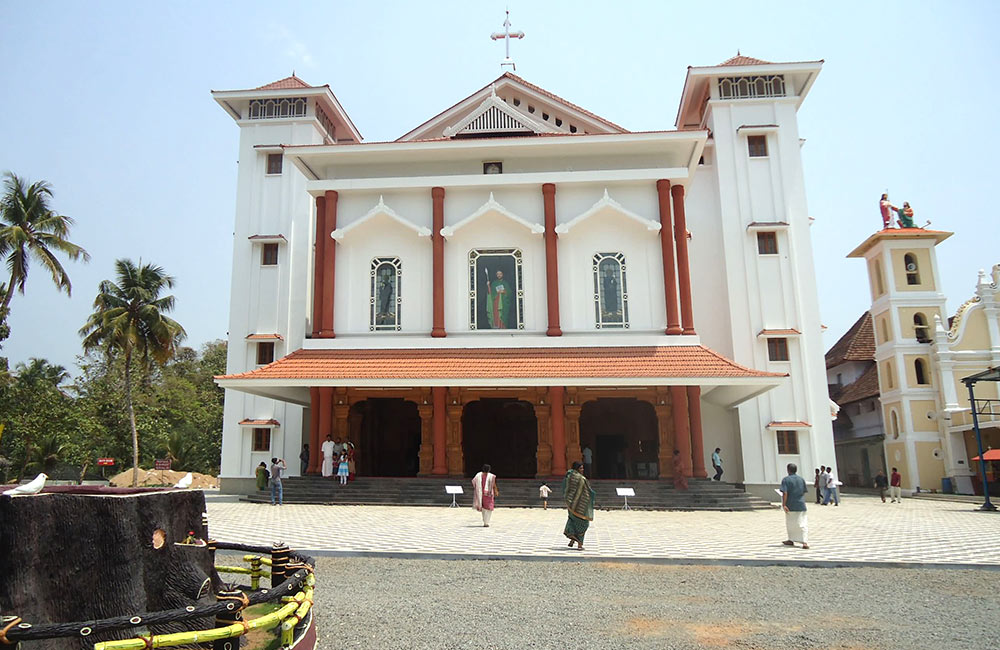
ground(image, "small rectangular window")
xmin=261 ymin=243 xmax=279 ymax=266
xmin=266 ymin=153 xmax=283 ymax=175
xmin=757 ymin=232 xmax=778 ymax=255
xmin=748 ymin=135 xmax=768 ymax=157
xmin=252 ymin=428 xmax=271 ymax=452
xmin=776 ymin=430 xmax=798 ymax=454
xmin=767 ymin=338 xmax=789 ymax=361
xmin=256 ymin=341 xmax=275 ymax=365
xmin=483 ymin=161 xmax=503 ymax=175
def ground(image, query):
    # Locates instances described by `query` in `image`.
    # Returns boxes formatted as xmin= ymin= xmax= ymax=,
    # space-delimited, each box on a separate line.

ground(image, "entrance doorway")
xmin=579 ymin=398 xmax=658 ymax=479
xmin=462 ymin=398 xmax=538 ymax=478
xmin=352 ymin=398 xmax=421 ymax=476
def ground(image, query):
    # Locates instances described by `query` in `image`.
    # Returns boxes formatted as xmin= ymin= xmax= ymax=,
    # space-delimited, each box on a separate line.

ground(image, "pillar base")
xmin=666 ymin=327 xmax=682 ymax=335
xmin=546 ymin=326 xmax=563 ymax=336
xmin=682 ymin=327 xmax=696 ymax=335
xmin=431 ymin=328 xmax=447 ymax=338
xmin=317 ymin=330 xmax=336 ymax=339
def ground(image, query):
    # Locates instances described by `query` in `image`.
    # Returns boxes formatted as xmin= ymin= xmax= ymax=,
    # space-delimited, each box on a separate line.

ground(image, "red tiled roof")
xmin=833 ymin=364 xmax=880 ymax=405
xmin=216 ymin=346 xmax=784 ymax=381
xmin=825 ymin=312 xmax=875 ymax=368
xmin=719 ymin=55 xmax=772 ymax=66
xmin=766 ymin=421 xmax=812 ymax=428
xmin=239 ymin=419 xmax=280 ymax=426
xmin=256 ymin=75 xmax=313 ymax=90
xmin=246 ymin=333 xmax=283 ymax=341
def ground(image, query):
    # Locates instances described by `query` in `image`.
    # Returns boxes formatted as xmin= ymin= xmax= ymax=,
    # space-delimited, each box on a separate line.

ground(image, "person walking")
xmin=321 ymin=435 xmax=336 ymax=478
xmin=472 ymin=464 xmax=498 ymax=527
xmin=269 ymin=457 xmax=286 ymax=506
xmin=824 ymin=467 xmax=840 ymax=506
xmin=819 ymin=466 xmax=830 ymax=505
xmin=539 ymin=482 xmax=552 ymax=509
xmin=563 ymin=461 xmax=596 ymax=550
xmin=814 ymin=468 xmax=822 ymax=504
xmin=890 ymin=467 xmax=902 ymax=503
xmin=712 ymin=448 xmax=724 ymax=481
xmin=672 ymin=450 xmax=689 ymax=490
xmin=874 ymin=469 xmax=889 ymax=503
xmin=780 ymin=463 xmax=810 ymax=549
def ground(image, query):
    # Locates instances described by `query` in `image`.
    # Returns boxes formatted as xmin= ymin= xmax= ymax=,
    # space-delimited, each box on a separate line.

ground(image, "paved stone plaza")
xmin=206 ymin=494 xmax=1000 ymax=568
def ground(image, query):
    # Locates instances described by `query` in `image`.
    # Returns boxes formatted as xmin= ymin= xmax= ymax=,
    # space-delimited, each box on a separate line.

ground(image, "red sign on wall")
xmin=154 ymin=459 xmax=172 ymax=471
xmin=97 ymin=458 xmax=115 ymax=466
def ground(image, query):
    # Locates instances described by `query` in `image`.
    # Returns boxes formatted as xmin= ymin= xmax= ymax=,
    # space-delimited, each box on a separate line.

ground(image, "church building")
xmin=212 ymin=53 xmax=836 ymax=500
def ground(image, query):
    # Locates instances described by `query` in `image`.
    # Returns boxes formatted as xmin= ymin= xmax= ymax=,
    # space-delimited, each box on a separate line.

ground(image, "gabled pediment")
xmin=556 ymin=189 xmax=661 ymax=234
xmin=442 ymin=89 xmax=553 ymax=137
xmin=399 ymin=72 xmax=628 ymax=142
xmin=440 ymin=193 xmax=544 ymax=238
xmin=332 ymin=196 xmax=431 ymax=241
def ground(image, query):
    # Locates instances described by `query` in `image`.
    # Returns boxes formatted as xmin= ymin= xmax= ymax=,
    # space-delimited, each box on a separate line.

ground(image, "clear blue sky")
xmin=2 ymin=1 xmax=998 ymax=375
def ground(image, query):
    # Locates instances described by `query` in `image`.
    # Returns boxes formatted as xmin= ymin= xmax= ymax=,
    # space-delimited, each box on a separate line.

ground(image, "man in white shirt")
xmin=582 ymin=446 xmax=593 ymax=477
xmin=824 ymin=468 xmax=840 ymax=506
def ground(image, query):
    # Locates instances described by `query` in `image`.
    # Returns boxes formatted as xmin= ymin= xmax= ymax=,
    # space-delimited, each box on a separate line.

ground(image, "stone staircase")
xmin=245 ymin=476 xmax=774 ymax=511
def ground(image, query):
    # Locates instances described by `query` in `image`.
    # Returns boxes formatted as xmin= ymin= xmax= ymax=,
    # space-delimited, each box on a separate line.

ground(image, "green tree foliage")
xmin=0 ymin=172 xmax=90 ymax=318
xmin=0 ymin=341 xmax=226 ymax=482
xmin=80 ymin=259 xmax=186 ymax=486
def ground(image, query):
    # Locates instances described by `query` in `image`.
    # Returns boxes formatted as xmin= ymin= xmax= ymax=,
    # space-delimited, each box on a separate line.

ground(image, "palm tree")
xmin=80 ymin=259 xmax=186 ymax=486
xmin=0 ymin=172 xmax=90 ymax=315
xmin=25 ymin=434 xmax=66 ymax=475
xmin=12 ymin=358 xmax=70 ymax=476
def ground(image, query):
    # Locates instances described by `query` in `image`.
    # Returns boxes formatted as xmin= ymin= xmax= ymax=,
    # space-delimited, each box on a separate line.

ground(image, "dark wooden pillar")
xmin=656 ymin=180 xmax=682 ymax=334
xmin=446 ymin=391 xmax=464 ymax=476
xmin=687 ymin=385 xmax=708 ymax=478
xmin=417 ymin=399 xmax=433 ymax=476
xmin=549 ymin=386 xmax=567 ymax=476
xmin=308 ymin=387 xmax=321 ymax=473
xmin=431 ymin=187 xmax=446 ymax=337
xmin=432 ymin=386 xmax=448 ymax=475
xmin=670 ymin=386 xmax=692 ymax=477
xmin=542 ymin=183 xmax=562 ymax=336
xmin=671 ymin=184 xmax=695 ymax=334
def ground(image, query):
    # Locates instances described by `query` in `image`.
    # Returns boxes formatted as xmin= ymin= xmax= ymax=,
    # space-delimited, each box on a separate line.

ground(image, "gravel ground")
xmin=306 ymin=558 xmax=1000 ymax=650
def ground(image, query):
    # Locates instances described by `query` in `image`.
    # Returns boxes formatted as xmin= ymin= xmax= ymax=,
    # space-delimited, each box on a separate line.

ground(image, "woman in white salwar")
xmin=472 ymin=464 xmax=498 ymax=527
xmin=321 ymin=435 xmax=336 ymax=478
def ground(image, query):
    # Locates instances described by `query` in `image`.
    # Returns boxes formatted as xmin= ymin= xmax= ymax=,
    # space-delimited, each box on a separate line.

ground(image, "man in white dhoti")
xmin=321 ymin=435 xmax=336 ymax=478
xmin=780 ymin=462 xmax=809 ymax=549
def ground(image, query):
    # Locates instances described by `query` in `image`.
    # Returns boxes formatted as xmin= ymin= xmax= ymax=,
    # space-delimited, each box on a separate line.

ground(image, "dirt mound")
xmin=108 ymin=468 xmax=218 ymax=489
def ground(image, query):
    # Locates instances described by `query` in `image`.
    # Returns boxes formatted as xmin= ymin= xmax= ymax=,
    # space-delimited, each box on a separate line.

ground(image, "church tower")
xmin=848 ymin=227 xmax=953 ymax=492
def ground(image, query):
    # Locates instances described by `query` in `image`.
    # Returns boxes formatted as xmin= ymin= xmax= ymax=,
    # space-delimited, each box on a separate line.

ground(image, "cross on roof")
xmin=490 ymin=9 xmax=524 ymax=71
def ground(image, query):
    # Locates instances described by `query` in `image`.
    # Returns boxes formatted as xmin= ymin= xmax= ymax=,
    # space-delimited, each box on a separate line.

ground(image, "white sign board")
xmin=445 ymin=485 xmax=464 ymax=494
xmin=616 ymin=487 xmax=635 ymax=497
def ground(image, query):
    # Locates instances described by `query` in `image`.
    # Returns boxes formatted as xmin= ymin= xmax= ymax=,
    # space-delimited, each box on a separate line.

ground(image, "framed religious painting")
xmin=593 ymin=252 xmax=629 ymax=328
xmin=469 ymin=248 xmax=523 ymax=330
xmin=370 ymin=256 xmax=401 ymax=331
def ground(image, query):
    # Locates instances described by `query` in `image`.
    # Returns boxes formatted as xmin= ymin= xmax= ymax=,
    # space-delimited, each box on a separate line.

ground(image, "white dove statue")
xmin=174 ymin=472 xmax=193 ymax=489
xmin=3 ymin=473 xmax=48 ymax=496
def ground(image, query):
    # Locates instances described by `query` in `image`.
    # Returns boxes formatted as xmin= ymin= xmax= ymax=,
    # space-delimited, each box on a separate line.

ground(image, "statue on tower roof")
xmin=879 ymin=193 xmax=917 ymax=230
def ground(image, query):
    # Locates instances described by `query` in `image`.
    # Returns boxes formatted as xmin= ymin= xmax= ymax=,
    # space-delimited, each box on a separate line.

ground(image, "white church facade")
xmin=212 ymin=55 xmax=836 ymax=499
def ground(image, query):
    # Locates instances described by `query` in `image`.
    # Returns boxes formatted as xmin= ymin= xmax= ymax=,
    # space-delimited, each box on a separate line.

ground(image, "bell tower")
xmin=848 ymin=227 xmax=953 ymax=492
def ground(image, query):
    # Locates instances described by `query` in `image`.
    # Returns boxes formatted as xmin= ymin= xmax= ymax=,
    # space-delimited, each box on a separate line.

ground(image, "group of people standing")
xmin=874 ymin=468 xmax=903 ymax=503
xmin=471 ymin=460 xmax=596 ymax=551
xmin=814 ymin=466 xmax=841 ymax=506
xmin=320 ymin=435 xmax=355 ymax=485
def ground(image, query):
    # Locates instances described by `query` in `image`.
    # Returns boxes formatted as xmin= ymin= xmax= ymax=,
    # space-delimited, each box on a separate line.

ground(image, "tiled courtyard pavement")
xmin=206 ymin=494 xmax=1000 ymax=568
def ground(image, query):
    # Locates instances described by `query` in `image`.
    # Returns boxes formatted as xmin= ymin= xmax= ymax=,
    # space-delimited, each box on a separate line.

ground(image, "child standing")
xmin=539 ymin=482 xmax=552 ymax=509
xmin=337 ymin=452 xmax=349 ymax=486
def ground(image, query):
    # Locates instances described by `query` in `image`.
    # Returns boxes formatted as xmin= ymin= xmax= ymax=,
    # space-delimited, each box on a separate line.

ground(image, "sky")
xmin=1 ymin=1 xmax=998 ymax=376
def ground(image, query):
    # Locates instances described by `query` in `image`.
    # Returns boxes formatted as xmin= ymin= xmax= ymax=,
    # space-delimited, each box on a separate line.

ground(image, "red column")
xmin=312 ymin=196 xmax=326 ymax=337
xmin=319 ymin=190 xmax=338 ymax=338
xmin=549 ymin=386 xmax=566 ymax=475
xmin=671 ymin=184 xmax=696 ymax=335
xmin=307 ymin=387 xmax=321 ymax=473
xmin=670 ymin=385 xmax=692 ymax=477
xmin=432 ymin=386 xmax=448 ymax=475
xmin=542 ymin=183 xmax=562 ymax=336
xmin=317 ymin=387 xmax=334 ymax=470
xmin=657 ymin=180 xmax=681 ymax=334
xmin=687 ymin=385 xmax=707 ymax=478
xmin=431 ymin=187 xmax=446 ymax=337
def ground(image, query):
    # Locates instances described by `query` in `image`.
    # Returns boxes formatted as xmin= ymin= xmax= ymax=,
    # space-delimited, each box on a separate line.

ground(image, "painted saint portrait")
xmin=593 ymin=252 xmax=628 ymax=329
xmin=370 ymin=257 xmax=401 ymax=331
xmin=470 ymin=249 xmax=522 ymax=330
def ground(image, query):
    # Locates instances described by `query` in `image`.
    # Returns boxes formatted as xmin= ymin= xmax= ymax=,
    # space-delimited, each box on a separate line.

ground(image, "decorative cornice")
xmin=555 ymin=188 xmax=661 ymax=234
xmin=332 ymin=195 xmax=432 ymax=241
xmin=440 ymin=192 xmax=544 ymax=238
xmin=442 ymin=90 xmax=552 ymax=137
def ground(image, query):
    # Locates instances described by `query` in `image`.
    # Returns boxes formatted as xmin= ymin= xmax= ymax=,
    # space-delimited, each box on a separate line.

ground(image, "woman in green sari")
xmin=563 ymin=461 xmax=596 ymax=550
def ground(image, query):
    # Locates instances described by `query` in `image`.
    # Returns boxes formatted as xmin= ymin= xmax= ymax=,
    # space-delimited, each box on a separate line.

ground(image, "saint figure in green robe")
xmin=486 ymin=269 xmax=512 ymax=329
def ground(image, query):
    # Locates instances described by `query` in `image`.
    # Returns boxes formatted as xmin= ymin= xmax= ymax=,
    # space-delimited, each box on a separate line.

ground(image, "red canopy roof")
xmin=971 ymin=449 xmax=1000 ymax=461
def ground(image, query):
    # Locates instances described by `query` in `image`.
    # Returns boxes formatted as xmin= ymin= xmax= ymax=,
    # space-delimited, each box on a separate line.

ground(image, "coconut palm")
xmin=0 ymin=172 xmax=90 ymax=315
xmin=80 ymin=259 xmax=186 ymax=486
xmin=25 ymin=434 xmax=66 ymax=474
